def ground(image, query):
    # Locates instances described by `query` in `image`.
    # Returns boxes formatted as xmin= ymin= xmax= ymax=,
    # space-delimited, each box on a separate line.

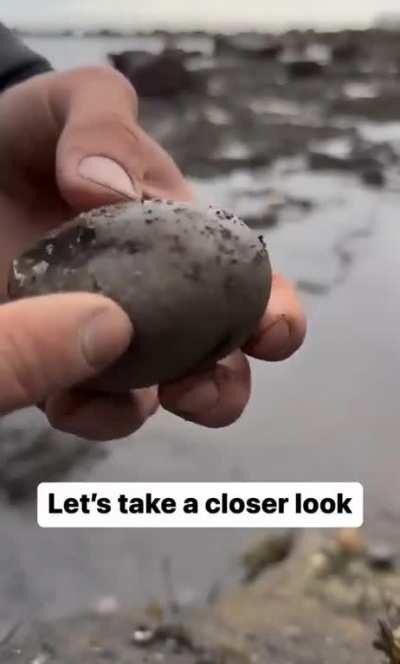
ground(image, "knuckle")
xmin=73 ymin=65 xmax=138 ymax=113
xmin=61 ymin=103 xmax=141 ymax=160
xmin=95 ymin=112 xmax=139 ymax=137
xmin=66 ymin=64 xmax=119 ymax=84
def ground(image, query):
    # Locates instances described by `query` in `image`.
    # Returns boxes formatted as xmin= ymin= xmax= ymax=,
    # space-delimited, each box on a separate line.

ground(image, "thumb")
xmin=0 ymin=293 xmax=132 ymax=415
xmin=49 ymin=66 xmax=193 ymax=210
xmin=51 ymin=66 xmax=143 ymax=210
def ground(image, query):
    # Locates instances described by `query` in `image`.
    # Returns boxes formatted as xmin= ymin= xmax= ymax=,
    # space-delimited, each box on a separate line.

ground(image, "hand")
xmin=0 ymin=66 xmax=306 ymax=440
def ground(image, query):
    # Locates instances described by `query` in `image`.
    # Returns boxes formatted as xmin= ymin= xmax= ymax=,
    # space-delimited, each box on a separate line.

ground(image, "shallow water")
xmin=1 ymin=35 xmax=400 ymax=624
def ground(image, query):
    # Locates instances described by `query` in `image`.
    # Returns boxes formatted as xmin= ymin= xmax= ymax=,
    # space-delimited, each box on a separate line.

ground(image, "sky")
xmin=2 ymin=0 xmax=400 ymax=31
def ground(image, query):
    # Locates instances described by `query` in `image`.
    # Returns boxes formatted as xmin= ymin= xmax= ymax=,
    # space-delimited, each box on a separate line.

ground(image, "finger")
xmin=49 ymin=66 xmax=193 ymax=210
xmin=159 ymin=350 xmax=251 ymax=428
xmin=243 ymin=272 xmax=307 ymax=361
xmin=44 ymin=386 xmax=159 ymax=441
xmin=0 ymin=293 xmax=132 ymax=415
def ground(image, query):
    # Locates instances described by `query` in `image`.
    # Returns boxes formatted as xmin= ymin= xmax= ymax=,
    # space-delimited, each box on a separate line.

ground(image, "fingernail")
xmin=263 ymin=316 xmax=291 ymax=357
xmin=78 ymin=156 xmax=139 ymax=200
xmin=175 ymin=376 xmax=219 ymax=414
xmin=81 ymin=306 xmax=132 ymax=369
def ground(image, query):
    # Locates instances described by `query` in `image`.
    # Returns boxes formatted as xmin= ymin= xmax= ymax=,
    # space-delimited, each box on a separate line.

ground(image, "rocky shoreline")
xmin=113 ymin=28 xmax=400 ymax=180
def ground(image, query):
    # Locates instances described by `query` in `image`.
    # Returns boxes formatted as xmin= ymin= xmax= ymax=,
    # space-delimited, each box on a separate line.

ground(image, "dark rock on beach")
xmin=331 ymin=38 xmax=362 ymax=63
xmin=285 ymin=59 xmax=326 ymax=78
xmin=361 ymin=166 xmax=386 ymax=188
xmin=214 ymin=33 xmax=283 ymax=59
xmin=104 ymin=28 xmax=400 ymax=192
xmin=108 ymin=50 xmax=196 ymax=97
xmin=330 ymin=94 xmax=400 ymax=121
xmin=308 ymin=149 xmax=380 ymax=173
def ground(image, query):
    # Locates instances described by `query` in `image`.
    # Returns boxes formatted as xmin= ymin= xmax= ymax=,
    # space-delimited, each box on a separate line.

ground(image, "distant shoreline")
xmin=13 ymin=29 xmax=400 ymax=40
xmin=12 ymin=19 xmax=400 ymax=39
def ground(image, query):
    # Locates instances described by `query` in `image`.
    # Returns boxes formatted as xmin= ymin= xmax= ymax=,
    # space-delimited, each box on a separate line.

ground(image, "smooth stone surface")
xmin=8 ymin=200 xmax=271 ymax=392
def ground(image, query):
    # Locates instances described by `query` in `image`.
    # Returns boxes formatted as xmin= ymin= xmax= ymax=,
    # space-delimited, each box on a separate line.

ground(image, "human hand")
xmin=0 ymin=66 xmax=306 ymax=439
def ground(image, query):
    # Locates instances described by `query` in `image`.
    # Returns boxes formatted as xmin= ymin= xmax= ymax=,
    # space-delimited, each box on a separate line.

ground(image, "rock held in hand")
xmin=8 ymin=200 xmax=271 ymax=393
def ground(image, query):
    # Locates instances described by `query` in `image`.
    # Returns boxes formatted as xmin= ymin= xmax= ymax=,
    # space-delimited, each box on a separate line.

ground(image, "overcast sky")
xmin=2 ymin=0 xmax=400 ymax=31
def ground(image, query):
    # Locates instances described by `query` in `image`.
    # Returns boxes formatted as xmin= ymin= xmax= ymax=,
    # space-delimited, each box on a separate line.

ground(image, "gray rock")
xmin=9 ymin=201 xmax=271 ymax=393
xmin=330 ymin=94 xmax=400 ymax=121
xmin=214 ymin=33 xmax=282 ymax=59
xmin=361 ymin=167 xmax=386 ymax=188
xmin=108 ymin=50 xmax=195 ymax=97
xmin=331 ymin=39 xmax=361 ymax=63
xmin=285 ymin=59 xmax=325 ymax=78
xmin=308 ymin=150 xmax=380 ymax=173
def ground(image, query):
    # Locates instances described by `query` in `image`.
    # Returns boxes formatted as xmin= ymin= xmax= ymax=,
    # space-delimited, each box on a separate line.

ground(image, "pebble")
xmin=366 ymin=543 xmax=396 ymax=572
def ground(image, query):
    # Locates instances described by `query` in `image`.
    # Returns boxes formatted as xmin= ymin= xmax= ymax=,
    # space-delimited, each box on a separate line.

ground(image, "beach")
xmin=0 ymin=30 xmax=400 ymax=654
